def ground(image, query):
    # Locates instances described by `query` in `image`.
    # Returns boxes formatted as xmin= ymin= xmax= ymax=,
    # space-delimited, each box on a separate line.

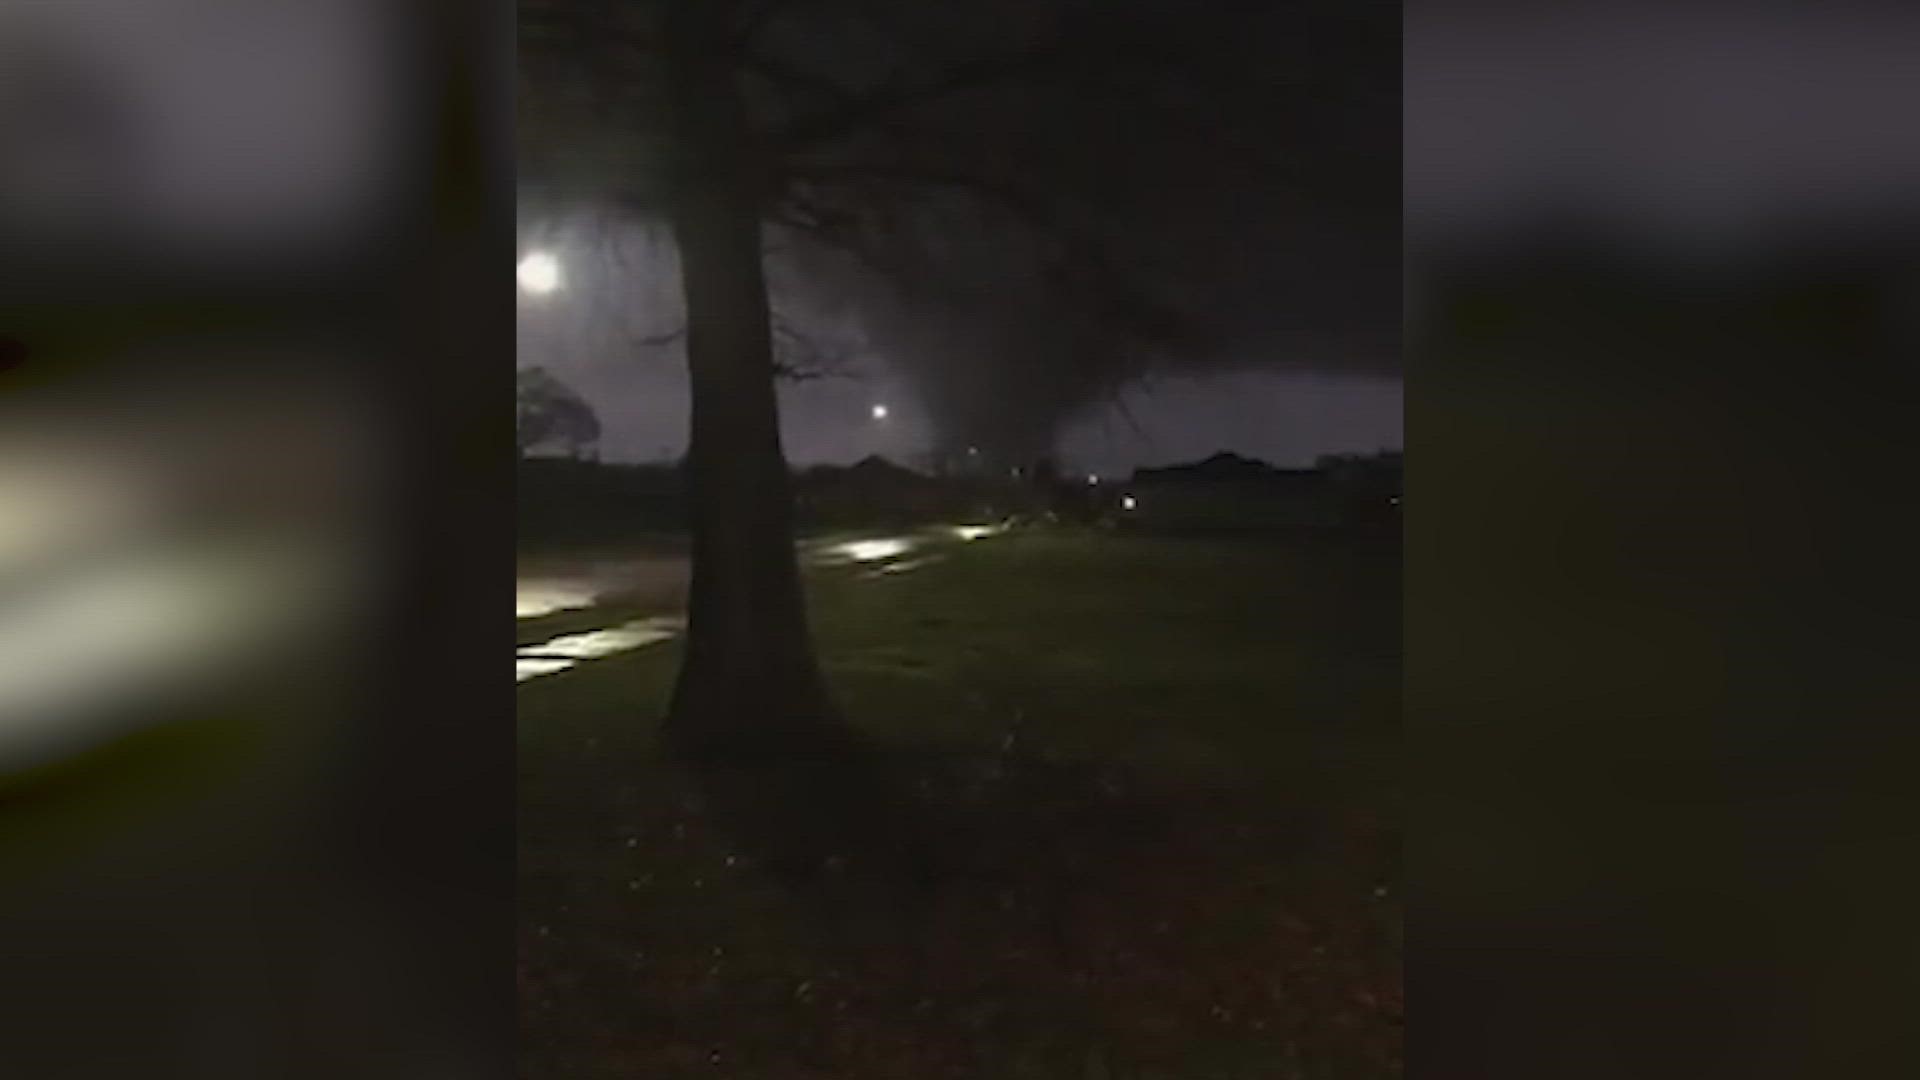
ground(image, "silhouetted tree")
xmin=519 ymin=0 xmax=1389 ymax=749
xmin=517 ymin=366 xmax=602 ymax=459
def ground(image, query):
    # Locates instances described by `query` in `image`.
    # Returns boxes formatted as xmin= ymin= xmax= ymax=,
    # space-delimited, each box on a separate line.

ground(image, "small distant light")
xmin=517 ymin=251 xmax=561 ymax=295
xmin=1086 ymin=474 xmax=1100 ymax=485
xmin=967 ymin=446 xmax=980 ymax=456
xmin=1121 ymin=494 xmax=1138 ymax=511
xmin=1389 ymin=495 xmax=1401 ymax=505
xmin=870 ymin=403 xmax=889 ymax=420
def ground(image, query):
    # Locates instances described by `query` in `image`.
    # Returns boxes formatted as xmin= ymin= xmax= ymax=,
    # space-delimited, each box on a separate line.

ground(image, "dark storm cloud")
xmin=774 ymin=0 xmax=1398 ymax=453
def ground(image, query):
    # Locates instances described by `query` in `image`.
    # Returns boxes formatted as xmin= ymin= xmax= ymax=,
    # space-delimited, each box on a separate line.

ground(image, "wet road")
xmin=515 ymin=552 xmax=691 ymax=620
xmin=515 ymin=524 xmax=1007 ymax=683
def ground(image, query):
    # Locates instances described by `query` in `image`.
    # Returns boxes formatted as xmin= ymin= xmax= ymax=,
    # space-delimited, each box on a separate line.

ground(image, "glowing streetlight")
xmin=518 ymin=251 xmax=562 ymax=295
xmin=870 ymin=403 xmax=889 ymax=421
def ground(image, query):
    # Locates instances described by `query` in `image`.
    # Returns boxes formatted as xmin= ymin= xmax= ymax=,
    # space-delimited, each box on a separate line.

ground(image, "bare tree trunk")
xmin=663 ymin=4 xmax=836 ymax=753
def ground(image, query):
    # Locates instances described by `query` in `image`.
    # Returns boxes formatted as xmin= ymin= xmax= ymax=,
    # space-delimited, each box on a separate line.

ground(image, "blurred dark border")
xmin=0 ymin=3 xmax=515 ymax=1076
xmin=1408 ymin=4 xmax=1919 ymax=1077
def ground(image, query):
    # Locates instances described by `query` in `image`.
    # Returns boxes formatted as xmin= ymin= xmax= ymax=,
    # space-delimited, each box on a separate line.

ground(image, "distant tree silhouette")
xmin=516 ymin=366 xmax=602 ymax=459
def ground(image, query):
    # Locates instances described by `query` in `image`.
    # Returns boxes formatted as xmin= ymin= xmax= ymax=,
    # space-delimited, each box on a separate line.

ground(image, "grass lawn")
xmin=519 ymin=528 xmax=1401 ymax=1078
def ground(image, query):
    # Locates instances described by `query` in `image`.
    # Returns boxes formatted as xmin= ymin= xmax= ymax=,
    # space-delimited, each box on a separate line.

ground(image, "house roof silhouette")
xmin=1131 ymin=451 xmax=1324 ymax=487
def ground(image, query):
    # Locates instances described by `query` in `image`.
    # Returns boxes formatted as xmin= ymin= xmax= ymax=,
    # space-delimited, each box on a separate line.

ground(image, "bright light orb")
xmin=518 ymin=251 xmax=562 ymax=295
xmin=1086 ymin=474 xmax=1100 ymax=486
xmin=1121 ymin=494 xmax=1138 ymax=511
xmin=870 ymin=403 xmax=889 ymax=421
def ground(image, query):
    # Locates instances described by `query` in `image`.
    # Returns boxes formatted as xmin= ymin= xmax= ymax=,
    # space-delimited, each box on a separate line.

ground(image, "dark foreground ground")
xmin=519 ymin=529 xmax=1401 ymax=1078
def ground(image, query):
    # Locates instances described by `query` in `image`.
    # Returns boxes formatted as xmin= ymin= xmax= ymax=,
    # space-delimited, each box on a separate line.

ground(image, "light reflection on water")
xmin=513 ymin=656 xmax=577 ymax=682
xmin=517 ymin=524 xmax=1011 ymax=683
xmin=515 ymin=616 xmax=683 ymax=683
xmin=823 ymin=537 xmax=916 ymax=563
xmin=515 ymin=580 xmax=599 ymax=620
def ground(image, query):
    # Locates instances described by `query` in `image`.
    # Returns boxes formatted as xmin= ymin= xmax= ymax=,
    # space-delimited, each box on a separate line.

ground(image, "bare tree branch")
xmin=628 ymin=313 xmax=855 ymax=384
xmin=765 ymin=196 xmax=897 ymax=278
xmin=771 ymin=29 xmax=1076 ymax=152
xmin=770 ymin=312 xmax=860 ymax=382
xmin=1108 ymin=382 xmax=1153 ymax=445
xmin=782 ymin=161 xmax=1204 ymax=352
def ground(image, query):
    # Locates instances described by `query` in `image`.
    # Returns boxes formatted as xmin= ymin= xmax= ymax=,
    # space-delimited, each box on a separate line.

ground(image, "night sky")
xmin=518 ymin=0 xmax=1401 ymax=473
xmin=521 ymin=304 xmax=1401 ymax=472
xmin=516 ymin=217 xmax=1400 ymax=471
